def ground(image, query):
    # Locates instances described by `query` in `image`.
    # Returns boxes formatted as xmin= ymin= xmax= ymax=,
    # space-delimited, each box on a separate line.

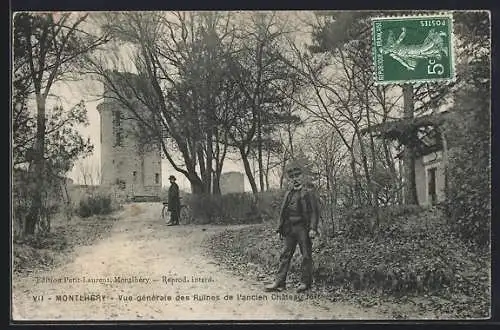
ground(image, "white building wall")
xmin=98 ymin=102 xmax=116 ymax=186
xmin=415 ymin=157 xmax=426 ymax=206
xmin=416 ymin=151 xmax=446 ymax=206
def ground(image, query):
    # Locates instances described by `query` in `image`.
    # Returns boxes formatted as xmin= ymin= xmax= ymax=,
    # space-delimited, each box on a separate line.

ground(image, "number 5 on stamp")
xmin=372 ymin=14 xmax=455 ymax=85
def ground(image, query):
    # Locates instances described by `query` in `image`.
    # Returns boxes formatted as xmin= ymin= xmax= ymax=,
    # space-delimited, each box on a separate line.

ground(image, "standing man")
xmin=167 ymin=175 xmax=181 ymax=226
xmin=265 ymin=160 xmax=320 ymax=293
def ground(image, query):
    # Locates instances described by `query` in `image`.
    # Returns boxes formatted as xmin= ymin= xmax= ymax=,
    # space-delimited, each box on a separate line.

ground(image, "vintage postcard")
xmin=11 ymin=10 xmax=491 ymax=321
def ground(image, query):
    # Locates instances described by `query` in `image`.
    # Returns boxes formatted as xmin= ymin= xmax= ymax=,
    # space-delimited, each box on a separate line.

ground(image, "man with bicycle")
xmin=167 ymin=175 xmax=181 ymax=226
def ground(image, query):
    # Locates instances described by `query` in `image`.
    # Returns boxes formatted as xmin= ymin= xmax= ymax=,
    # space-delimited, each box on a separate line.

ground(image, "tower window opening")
xmin=133 ymin=171 xmax=137 ymax=183
xmin=113 ymin=110 xmax=122 ymax=146
xmin=155 ymin=173 xmax=160 ymax=184
xmin=116 ymin=178 xmax=126 ymax=190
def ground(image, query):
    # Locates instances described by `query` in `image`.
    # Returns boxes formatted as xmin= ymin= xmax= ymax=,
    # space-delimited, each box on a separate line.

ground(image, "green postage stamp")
xmin=372 ymin=14 xmax=455 ymax=85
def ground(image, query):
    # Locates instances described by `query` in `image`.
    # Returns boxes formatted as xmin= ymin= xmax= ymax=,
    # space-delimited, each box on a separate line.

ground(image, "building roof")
xmin=361 ymin=110 xmax=452 ymax=158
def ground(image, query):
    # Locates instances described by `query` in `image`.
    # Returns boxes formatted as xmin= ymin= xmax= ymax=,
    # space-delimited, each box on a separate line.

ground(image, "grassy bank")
xmin=205 ymin=208 xmax=490 ymax=319
xmin=13 ymin=212 xmax=120 ymax=274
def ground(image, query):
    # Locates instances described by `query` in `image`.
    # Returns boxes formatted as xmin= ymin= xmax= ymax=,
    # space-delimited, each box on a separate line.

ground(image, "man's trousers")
xmin=276 ymin=223 xmax=313 ymax=286
xmin=170 ymin=209 xmax=179 ymax=224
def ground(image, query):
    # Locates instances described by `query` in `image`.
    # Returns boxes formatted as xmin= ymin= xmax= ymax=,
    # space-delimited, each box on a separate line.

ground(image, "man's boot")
xmin=296 ymin=283 xmax=310 ymax=293
xmin=264 ymin=281 xmax=286 ymax=292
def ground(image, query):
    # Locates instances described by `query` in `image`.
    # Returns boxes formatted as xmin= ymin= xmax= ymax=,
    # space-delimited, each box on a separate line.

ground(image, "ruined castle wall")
xmin=98 ymin=79 xmax=162 ymax=197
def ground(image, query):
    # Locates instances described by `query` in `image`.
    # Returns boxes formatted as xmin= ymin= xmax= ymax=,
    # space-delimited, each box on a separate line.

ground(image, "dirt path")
xmin=12 ymin=203 xmax=386 ymax=321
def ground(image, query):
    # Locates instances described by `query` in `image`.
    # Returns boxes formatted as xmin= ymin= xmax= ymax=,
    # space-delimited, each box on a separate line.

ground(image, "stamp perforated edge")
xmin=370 ymin=12 xmax=457 ymax=86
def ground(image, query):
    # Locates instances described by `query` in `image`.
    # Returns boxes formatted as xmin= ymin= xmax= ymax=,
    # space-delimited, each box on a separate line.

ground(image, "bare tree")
xmin=304 ymin=126 xmax=347 ymax=229
xmin=85 ymin=12 xmax=241 ymax=194
xmin=224 ymin=12 xmax=303 ymax=193
xmin=76 ymin=159 xmax=101 ymax=186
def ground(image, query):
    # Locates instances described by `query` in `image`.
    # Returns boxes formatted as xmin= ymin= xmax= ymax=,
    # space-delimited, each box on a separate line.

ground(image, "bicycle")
xmin=161 ymin=200 xmax=191 ymax=224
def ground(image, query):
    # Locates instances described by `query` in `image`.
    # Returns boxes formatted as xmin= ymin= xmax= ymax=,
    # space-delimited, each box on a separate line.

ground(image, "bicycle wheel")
xmin=161 ymin=205 xmax=168 ymax=221
xmin=179 ymin=205 xmax=192 ymax=224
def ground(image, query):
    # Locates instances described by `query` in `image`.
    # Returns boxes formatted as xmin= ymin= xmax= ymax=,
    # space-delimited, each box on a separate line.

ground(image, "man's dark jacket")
xmin=277 ymin=188 xmax=319 ymax=235
xmin=168 ymin=182 xmax=181 ymax=211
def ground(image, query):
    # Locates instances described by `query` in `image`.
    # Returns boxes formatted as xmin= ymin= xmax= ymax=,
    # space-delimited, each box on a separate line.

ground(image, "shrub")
xmin=184 ymin=190 xmax=287 ymax=225
xmin=184 ymin=193 xmax=262 ymax=225
xmin=77 ymin=194 xmax=112 ymax=218
xmin=255 ymin=190 xmax=286 ymax=222
xmin=77 ymin=199 xmax=91 ymax=218
xmin=339 ymin=204 xmax=425 ymax=240
xmin=13 ymin=168 xmax=68 ymax=237
xmin=442 ymin=84 xmax=490 ymax=247
xmin=14 ymin=211 xmax=118 ymax=273
xmin=443 ymin=131 xmax=490 ymax=247
xmin=207 ymin=206 xmax=490 ymax=318
xmin=13 ymin=203 xmax=29 ymax=240
xmin=313 ymin=225 xmax=474 ymax=295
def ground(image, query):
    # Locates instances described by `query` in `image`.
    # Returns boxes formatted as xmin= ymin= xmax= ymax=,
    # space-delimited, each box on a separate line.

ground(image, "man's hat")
xmin=168 ymin=175 xmax=176 ymax=181
xmin=285 ymin=159 xmax=304 ymax=174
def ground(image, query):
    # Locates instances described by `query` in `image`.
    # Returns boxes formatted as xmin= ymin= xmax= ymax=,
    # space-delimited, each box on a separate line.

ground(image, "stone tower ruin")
xmin=220 ymin=171 xmax=245 ymax=194
xmin=96 ymin=72 xmax=162 ymax=200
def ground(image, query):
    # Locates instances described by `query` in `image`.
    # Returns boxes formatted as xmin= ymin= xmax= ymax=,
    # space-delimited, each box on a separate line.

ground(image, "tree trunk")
xmin=279 ymin=159 xmax=285 ymax=189
xmin=240 ymin=147 xmax=259 ymax=194
xmin=355 ymin=128 xmax=372 ymax=206
xmin=402 ymin=84 xmax=419 ymax=205
xmin=325 ymin=163 xmax=330 ymax=192
xmin=206 ymin=130 xmax=214 ymax=194
xmin=441 ymin=130 xmax=449 ymax=198
xmin=190 ymin=175 xmax=205 ymax=195
xmin=349 ymin=152 xmax=361 ymax=207
xmin=383 ymin=139 xmax=400 ymax=203
xmin=185 ymin=157 xmax=205 ymax=195
xmin=25 ymin=95 xmax=47 ymax=236
xmin=326 ymin=164 xmax=336 ymax=232
xmin=364 ymin=92 xmax=380 ymax=227
xmin=212 ymin=136 xmax=222 ymax=196
xmin=287 ymin=123 xmax=295 ymax=158
xmin=212 ymin=153 xmax=222 ymax=195
xmin=257 ymin=113 xmax=265 ymax=192
xmin=264 ymin=148 xmax=271 ymax=191
xmin=62 ymin=179 xmax=72 ymax=221
xmin=197 ymin=146 xmax=208 ymax=194
xmin=212 ymin=171 xmax=221 ymax=195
